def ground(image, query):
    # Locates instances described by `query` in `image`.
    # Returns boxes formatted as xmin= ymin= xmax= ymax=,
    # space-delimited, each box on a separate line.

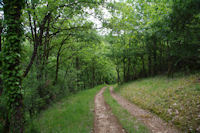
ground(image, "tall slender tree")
xmin=0 ymin=18 xmax=3 ymax=96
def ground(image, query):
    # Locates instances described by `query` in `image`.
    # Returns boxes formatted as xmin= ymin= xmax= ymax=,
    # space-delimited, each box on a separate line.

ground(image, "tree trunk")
xmin=3 ymin=114 xmax=10 ymax=133
xmin=159 ymin=42 xmax=163 ymax=73
xmin=141 ymin=55 xmax=146 ymax=77
xmin=92 ymin=61 xmax=95 ymax=87
xmin=35 ymin=13 xmax=52 ymax=99
xmin=54 ymin=38 xmax=67 ymax=84
xmin=116 ymin=66 xmax=120 ymax=84
xmin=148 ymin=53 xmax=152 ymax=76
xmin=76 ymin=57 xmax=80 ymax=89
xmin=127 ymin=57 xmax=131 ymax=81
xmin=23 ymin=3 xmax=38 ymax=78
xmin=0 ymin=25 xmax=3 ymax=96
xmin=167 ymin=56 xmax=174 ymax=78
xmin=43 ymin=17 xmax=50 ymax=81
xmin=36 ymin=44 xmax=44 ymax=99
xmin=153 ymin=39 xmax=157 ymax=75
xmin=23 ymin=10 xmax=51 ymax=78
xmin=123 ymin=58 xmax=126 ymax=82
xmin=2 ymin=0 xmax=25 ymax=132
xmin=23 ymin=40 xmax=38 ymax=77
xmin=54 ymin=52 xmax=60 ymax=85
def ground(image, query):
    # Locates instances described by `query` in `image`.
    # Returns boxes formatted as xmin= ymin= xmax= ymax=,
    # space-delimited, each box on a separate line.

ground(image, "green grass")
xmin=103 ymin=87 xmax=149 ymax=133
xmin=115 ymin=73 xmax=200 ymax=132
xmin=26 ymin=85 xmax=104 ymax=133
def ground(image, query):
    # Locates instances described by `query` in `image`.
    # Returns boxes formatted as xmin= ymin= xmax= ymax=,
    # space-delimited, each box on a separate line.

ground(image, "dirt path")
xmin=94 ymin=87 xmax=125 ymax=133
xmin=110 ymin=87 xmax=181 ymax=133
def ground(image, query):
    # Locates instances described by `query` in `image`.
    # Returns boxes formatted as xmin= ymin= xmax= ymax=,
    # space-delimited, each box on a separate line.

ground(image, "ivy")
xmin=2 ymin=0 xmax=25 ymax=132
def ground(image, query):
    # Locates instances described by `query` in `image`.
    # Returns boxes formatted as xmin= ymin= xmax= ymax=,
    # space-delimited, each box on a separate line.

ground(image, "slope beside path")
xmin=109 ymin=86 xmax=181 ymax=133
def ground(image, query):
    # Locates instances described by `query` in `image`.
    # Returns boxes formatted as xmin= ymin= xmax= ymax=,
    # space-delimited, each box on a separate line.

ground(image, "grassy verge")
xmin=26 ymin=85 xmax=104 ymax=133
xmin=115 ymin=73 xmax=200 ymax=132
xmin=103 ymin=87 xmax=149 ymax=133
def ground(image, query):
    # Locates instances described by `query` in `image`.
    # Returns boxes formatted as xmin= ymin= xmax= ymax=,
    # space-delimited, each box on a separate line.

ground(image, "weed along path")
xmin=94 ymin=87 xmax=125 ymax=133
xmin=109 ymin=86 xmax=181 ymax=133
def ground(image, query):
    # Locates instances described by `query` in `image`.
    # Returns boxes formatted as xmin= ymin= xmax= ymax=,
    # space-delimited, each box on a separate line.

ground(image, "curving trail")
xmin=109 ymin=86 xmax=181 ymax=133
xmin=94 ymin=87 xmax=125 ymax=133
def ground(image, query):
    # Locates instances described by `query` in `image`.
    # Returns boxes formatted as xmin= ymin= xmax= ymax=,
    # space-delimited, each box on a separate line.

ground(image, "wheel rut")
xmin=94 ymin=87 xmax=125 ymax=133
xmin=109 ymin=86 xmax=181 ymax=133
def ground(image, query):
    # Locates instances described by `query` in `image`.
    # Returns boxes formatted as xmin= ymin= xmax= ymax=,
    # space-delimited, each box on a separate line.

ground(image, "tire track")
xmin=109 ymin=86 xmax=181 ymax=133
xmin=94 ymin=87 xmax=125 ymax=133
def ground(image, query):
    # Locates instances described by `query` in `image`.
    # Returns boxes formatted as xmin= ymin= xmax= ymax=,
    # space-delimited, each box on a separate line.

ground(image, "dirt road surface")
xmin=94 ymin=87 xmax=125 ymax=133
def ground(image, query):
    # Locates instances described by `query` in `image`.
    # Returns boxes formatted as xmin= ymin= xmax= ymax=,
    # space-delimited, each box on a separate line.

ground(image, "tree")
xmin=106 ymin=0 xmax=200 ymax=82
xmin=2 ymin=0 xmax=25 ymax=132
xmin=0 ymin=18 xmax=3 ymax=96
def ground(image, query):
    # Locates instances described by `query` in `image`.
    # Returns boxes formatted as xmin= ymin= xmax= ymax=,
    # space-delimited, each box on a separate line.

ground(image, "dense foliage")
xmin=105 ymin=0 xmax=200 ymax=83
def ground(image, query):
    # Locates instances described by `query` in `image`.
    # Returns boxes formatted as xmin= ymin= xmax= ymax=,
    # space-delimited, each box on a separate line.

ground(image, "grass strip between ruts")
xmin=103 ymin=87 xmax=149 ymax=133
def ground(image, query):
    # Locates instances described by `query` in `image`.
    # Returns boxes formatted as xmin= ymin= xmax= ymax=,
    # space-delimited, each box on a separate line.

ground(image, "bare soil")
xmin=110 ymin=86 xmax=181 ymax=133
xmin=94 ymin=87 xmax=125 ymax=133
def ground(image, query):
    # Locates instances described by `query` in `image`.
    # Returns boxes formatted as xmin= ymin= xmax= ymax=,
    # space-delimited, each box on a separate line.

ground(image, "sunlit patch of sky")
xmin=0 ymin=0 xmax=3 ymax=19
xmin=86 ymin=6 xmax=111 ymax=35
xmin=86 ymin=0 xmax=121 ymax=35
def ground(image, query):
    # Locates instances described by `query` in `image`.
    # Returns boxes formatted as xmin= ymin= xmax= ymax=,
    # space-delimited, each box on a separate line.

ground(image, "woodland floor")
xmin=94 ymin=87 xmax=181 ymax=133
